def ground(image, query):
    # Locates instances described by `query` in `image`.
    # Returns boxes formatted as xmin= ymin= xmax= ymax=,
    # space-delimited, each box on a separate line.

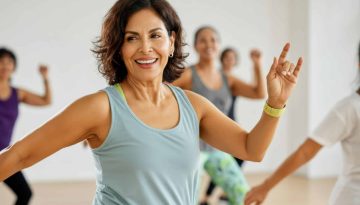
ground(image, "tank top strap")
xmin=219 ymin=70 xmax=232 ymax=95
xmin=190 ymin=65 xmax=201 ymax=86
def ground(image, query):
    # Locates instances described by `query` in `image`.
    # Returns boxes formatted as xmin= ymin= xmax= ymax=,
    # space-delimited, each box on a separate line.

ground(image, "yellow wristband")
xmin=263 ymin=102 xmax=286 ymax=118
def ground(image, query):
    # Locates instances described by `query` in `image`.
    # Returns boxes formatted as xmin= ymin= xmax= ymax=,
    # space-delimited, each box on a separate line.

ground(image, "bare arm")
xmin=244 ymin=138 xmax=322 ymax=205
xmin=18 ymin=65 xmax=52 ymax=106
xmin=228 ymin=49 xmax=265 ymax=99
xmin=186 ymin=90 xmax=280 ymax=161
xmin=172 ymin=68 xmax=192 ymax=90
xmin=187 ymin=43 xmax=303 ymax=162
xmin=0 ymin=92 xmax=110 ymax=180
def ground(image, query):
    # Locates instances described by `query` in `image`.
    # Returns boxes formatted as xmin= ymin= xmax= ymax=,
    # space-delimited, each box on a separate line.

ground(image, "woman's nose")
xmin=139 ymin=39 xmax=153 ymax=55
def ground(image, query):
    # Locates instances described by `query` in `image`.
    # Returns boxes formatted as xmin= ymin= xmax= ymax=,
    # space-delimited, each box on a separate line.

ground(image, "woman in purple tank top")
xmin=0 ymin=48 xmax=52 ymax=205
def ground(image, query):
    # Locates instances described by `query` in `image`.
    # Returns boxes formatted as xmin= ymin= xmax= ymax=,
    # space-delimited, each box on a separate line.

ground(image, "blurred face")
xmin=195 ymin=28 xmax=220 ymax=61
xmin=121 ymin=9 xmax=175 ymax=83
xmin=222 ymin=50 xmax=237 ymax=71
xmin=0 ymin=56 xmax=15 ymax=81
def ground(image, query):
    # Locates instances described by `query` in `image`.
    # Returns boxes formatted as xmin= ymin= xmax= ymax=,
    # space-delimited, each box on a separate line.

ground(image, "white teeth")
xmin=135 ymin=59 xmax=157 ymax=64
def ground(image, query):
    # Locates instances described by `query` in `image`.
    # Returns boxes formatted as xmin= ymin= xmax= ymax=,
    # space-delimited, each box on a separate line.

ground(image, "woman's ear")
xmin=170 ymin=31 xmax=176 ymax=52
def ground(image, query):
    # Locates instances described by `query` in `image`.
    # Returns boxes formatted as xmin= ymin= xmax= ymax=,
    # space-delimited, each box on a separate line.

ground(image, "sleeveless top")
xmin=0 ymin=87 xmax=19 ymax=151
xmin=228 ymin=96 xmax=237 ymax=121
xmin=91 ymin=84 xmax=200 ymax=205
xmin=190 ymin=65 xmax=232 ymax=152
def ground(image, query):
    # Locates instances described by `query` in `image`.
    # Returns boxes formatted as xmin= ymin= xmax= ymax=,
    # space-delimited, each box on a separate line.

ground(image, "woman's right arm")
xmin=244 ymin=138 xmax=323 ymax=205
xmin=0 ymin=91 xmax=110 ymax=180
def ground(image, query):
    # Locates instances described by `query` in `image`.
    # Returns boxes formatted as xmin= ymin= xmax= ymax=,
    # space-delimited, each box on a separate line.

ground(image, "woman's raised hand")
xmin=266 ymin=43 xmax=303 ymax=108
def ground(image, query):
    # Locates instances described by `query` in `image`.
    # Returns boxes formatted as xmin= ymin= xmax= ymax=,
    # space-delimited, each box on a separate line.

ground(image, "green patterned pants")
xmin=203 ymin=151 xmax=249 ymax=205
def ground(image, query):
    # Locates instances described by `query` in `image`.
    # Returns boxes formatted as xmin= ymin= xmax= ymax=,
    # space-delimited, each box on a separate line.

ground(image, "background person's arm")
xmin=18 ymin=65 xmax=52 ymax=106
xmin=244 ymin=138 xmax=322 ymax=205
xmin=172 ymin=68 xmax=192 ymax=90
xmin=228 ymin=49 xmax=265 ymax=99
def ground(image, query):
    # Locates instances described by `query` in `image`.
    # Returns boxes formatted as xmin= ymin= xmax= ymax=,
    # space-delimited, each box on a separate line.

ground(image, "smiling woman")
xmin=121 ymin=10 xmax=176 ymax=82
xmin=92 ymin=0 xmax=187 ymax=85
xmin=0 ymin=0 xmax=303 ymax=205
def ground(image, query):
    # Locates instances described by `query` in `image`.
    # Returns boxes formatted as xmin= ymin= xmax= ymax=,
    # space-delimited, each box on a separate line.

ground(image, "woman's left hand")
xmin=39 ymin=64 xmax=49 ymax=80
xmin=266 ymin=43 xmax=303 ymax=108
xmin=250 ymin=49 xmax=262 ymax=65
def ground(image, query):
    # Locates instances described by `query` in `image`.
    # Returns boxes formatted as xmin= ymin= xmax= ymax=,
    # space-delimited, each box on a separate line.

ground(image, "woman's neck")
xmin=121 ymin=77 xmax=167 ymax=106
xmin=222 ymin=66 xmax=232 ymax=75
xmin=197 ymin=58 xmax=216 ymax=71
xmin=0 ymin=79 xmax=10 ymax=89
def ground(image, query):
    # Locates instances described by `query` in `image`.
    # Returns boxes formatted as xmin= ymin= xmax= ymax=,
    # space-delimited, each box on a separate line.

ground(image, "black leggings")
xmin=206 ymin=157 xmax=244 ymax=196
xmin=4 ymin=171 xmax=32 ymax=205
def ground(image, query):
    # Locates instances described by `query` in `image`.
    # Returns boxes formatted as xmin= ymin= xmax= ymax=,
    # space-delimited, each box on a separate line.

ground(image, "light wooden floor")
xmin=0 ymin=174 xmax=335 ymax=205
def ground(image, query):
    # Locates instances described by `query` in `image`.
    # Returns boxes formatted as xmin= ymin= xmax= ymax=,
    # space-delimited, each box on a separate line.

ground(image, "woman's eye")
xmin=126 ymin=36 xmax=137 ymax=41
xmin=151 ymin=34 xmax=161 ymax=39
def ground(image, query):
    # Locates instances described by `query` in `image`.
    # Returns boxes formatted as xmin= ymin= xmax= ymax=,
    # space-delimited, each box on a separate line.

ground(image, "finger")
xmin=278 ymin=43 xmax=290 ymax=64
xmin=293 ymin=57 xmax=303 ymax=77
xmin=246 ymin=198 xmax=257 ymax=205
xmin=284 ymin=72 xmax=297 ymax=83
xmin=280 ymin=61 xmax=290 ymax=75
xmin=269 ymin=57 xmax=278 ymax=75
xmin=245 ymin=194 xmax=254 ymax=205
xmin=289 ymin=63 xmax=295 ymax=75
xmin=244 ymin=197 xmax=250 ymax=205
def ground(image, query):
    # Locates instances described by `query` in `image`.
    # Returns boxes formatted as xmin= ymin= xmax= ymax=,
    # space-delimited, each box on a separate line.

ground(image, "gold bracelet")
xmin=263 ymin=102 xmax=286 ymax=118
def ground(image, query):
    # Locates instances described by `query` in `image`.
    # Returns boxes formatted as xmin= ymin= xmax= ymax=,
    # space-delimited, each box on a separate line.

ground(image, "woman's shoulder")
xmin=181 ymin=89 xmax=215 ymax=118
xmin=172 ymin=67 xmax=193 ymax=89
xmin=81 ymin=90 xmax=109 ymax=108
xmin=68 ymin=90 xmax=110 ymax=119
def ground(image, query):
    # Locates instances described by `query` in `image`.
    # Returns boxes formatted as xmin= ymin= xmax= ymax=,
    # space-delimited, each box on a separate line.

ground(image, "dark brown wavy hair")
xmin=220 ymin=47 xmax=239 ymax=65
xmin=92 ymin=0 xmax=188 ymax=85
xmin=193 ymin=26 xmax=219 ymax=46
xmin=0 ymin=47 xmax=17 ymax=69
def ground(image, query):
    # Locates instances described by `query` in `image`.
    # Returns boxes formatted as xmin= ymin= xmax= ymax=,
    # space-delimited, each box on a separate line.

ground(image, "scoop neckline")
xmin=0 ymin=87 xmax=14 ymax=101
xmin=192 ymin=65 xmax=226 ymax=92
xmin=114 ymin=83 xmax=182 ymax=133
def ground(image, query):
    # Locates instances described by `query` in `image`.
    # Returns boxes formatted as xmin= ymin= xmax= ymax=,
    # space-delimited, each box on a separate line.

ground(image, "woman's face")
xmin=222 ymin=50 xmax=237 ymax=71
xmin=194 ymin=28 xmax=220 ymax=61
xmin=0 ymin=56 xmax=15 ymax=81
xmin=121 ymin=9 xmax=175 ymax=83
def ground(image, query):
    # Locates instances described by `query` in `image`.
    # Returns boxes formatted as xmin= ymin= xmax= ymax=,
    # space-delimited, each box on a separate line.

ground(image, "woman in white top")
xmin=245 ymin=43 xmax=360 ymax=205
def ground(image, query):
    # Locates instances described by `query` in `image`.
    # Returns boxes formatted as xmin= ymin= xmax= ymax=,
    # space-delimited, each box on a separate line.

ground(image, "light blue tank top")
xmin=91 ymin=84 xmax=200 ymax=205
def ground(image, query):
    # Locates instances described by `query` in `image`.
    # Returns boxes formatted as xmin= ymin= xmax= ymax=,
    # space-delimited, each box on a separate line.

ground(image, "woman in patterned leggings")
xmin=173 ymin=27 xmax=265 ymax=205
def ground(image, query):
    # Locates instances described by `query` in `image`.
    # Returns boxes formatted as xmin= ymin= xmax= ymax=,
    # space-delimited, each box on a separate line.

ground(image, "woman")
xmin=204 ymin=47 xmax=263 ymax=203
xmin=244 ymin=44 xmax=360 ymax=205
xmin=221 ymin=47 xmax=263 ymax=122
xmin=0 ymin=0 xmax=302 ymax=204
xmin=221 ymin=47 xmax=241 ymax=121
xmin=0 ymin=47 xmax=51 ymax=205
xmin=173 ymin=27 xmax=265 ymax=204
